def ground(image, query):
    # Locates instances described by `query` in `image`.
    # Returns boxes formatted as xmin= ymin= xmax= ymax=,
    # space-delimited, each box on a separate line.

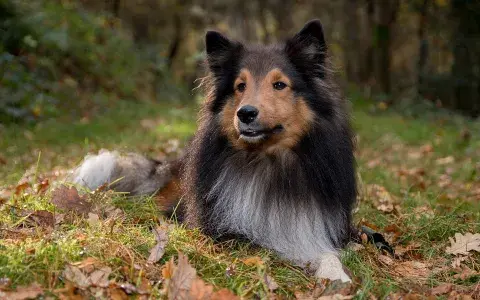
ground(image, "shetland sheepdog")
xmin=72 ymin=20 xmax=356 ymax=282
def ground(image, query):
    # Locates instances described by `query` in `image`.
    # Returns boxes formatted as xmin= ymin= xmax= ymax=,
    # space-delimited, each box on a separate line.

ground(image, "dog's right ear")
xmin=205 ymin=31 xmax=242 ymax=74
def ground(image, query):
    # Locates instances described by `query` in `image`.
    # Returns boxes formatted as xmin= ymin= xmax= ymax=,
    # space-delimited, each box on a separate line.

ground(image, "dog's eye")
xmin=273 ymin=82 xmax=287 ymax=90
xmin=237 ymin=83 xmax=246 ymax=92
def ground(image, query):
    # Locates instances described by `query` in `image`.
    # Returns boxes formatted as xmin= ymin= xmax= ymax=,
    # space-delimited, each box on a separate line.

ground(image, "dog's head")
xmin=205 ymin=20 xmax=333 ymax=154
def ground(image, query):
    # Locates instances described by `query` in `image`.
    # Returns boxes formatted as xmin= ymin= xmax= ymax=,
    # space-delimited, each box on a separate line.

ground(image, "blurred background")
xmin=1 ymin=0 xmax=480 ymax=124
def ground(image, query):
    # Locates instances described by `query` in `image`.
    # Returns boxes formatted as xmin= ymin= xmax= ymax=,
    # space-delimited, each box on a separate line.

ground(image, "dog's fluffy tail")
xmin=71 ymin=150 xmax=177 ymax=196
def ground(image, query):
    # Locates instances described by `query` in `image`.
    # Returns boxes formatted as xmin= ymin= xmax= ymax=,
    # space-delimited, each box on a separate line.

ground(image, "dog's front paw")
xmin=315 ymin=253 xmax=351 ymax=283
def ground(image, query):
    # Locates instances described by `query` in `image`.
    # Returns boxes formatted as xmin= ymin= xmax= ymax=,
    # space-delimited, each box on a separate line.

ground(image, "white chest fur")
xmin=207 ymin=155 xmax=343 ymax=266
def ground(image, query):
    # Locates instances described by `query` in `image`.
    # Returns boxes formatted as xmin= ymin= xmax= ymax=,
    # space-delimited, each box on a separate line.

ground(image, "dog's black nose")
xmin=237 ymin=105 xmax=259 ymax=124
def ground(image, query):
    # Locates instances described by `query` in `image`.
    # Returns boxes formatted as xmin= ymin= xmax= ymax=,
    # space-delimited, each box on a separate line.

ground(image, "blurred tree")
xmin=343 ymin=0 xmax=361 ymax=83
xmin=450 ymin=0 xmax=480 ymax=116
xmin=416 ymin=0 xmax=430 ymax=95
xmin=372 ymin=0 xmax=399 ymax=95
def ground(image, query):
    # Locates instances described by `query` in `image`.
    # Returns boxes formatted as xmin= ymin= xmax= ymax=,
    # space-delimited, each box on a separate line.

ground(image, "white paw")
xmin=315 ymin=253 xmax=351 ymax=283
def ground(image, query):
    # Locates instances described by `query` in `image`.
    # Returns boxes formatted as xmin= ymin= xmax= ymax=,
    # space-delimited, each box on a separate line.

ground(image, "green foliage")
xmin=0 ymin=0 xmax=176 ymax=124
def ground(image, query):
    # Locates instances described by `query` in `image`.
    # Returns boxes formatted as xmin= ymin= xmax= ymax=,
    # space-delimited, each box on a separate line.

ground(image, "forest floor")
xmin=0 ymin=98 xmax=479 ymax=299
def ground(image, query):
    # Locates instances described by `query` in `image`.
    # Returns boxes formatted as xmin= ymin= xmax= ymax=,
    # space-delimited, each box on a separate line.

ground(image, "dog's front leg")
xmin=315 ymin=252 xmax=351 ymax=283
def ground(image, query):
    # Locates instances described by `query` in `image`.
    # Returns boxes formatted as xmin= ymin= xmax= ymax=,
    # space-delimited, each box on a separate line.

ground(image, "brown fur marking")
xmin=221 ymin=68 xmax=314 ymax=153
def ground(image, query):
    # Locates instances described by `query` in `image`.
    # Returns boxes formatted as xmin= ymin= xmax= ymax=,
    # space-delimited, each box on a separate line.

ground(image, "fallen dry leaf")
xmin=394 ymin=242 xmax=423 ymax=259
xmin=63 ymin=262 xmax=112 ymax=289
xmin=321 ymin=280 xmax=356 ymax=298
xmin=264 ymin=274 xmax=279 ymax=292
xmin=447 ymin=290 xmax=475 ymax=300
xmin=241 ymin=256 xmax=264 ymax=267
xmin=63 ymin=265 xmax=90 ymax=289
xmin=36 ymin=179 xmax=50 ymax=195
xmin=210 ymin=289 xmax=238 ymax=300
xmin=377 ymin=254 xmax=394 ymax=266
xmin=0 ymin=188 xmax=12 ymax=202
xmin=388 ymin=293 xmax=423 ymax=300
xmin=51 ymin=186 xmax=91 ymax=214
xmin=377 ymin=203 xmax=394 ymax=213
xmin=393 ymin=261 xmax=430 ymax=279
xmin=431 ymin=283 xmax=453 ymax=295
xmin=446 ymin=232 xmax=480 ymax=256
xmin=147 ymin=227 xmax=169 ymax=264
xmin=109 ymin=287 xmax=129 ymax=300
xmin=189 ymin=279 xmax=214 ymax=299
xmin=165 ymin=254 xmax=197 ymax=299
xmin=365 ymin=184 xmax=397 ymax=213
xmin=87 ymin=213 xmax=100 ymax=226
xmin=451 ymin=256 xmax=468 ymax=268
xmin=318 ymin=295 xmax=353 ymax=300
xmin=18 ymin=210 xmax=55 ymax=228
xmin=55 ymin=213 xmax=65 ymax=226
xmin=436 ymin=156 xmax=455 ymax=165
xmin=88 ymin=267 xmax=111 ymax=287
xmin=72 ymin=257 xmax=101 ymax=273
xmin=453 ymin=265 xmax=479 ymax=280
xmin=162 ymin=253 xmax=238 ymax=300
xmin=413 ymin=205 xmax=435 ymax=219
xmin=14 ymin=182 xmax=30 ymax=196
xmin=347 ymin=243 xmax=365 ymax=252
xmin=0 ymin=283 xmax=43 ymax=300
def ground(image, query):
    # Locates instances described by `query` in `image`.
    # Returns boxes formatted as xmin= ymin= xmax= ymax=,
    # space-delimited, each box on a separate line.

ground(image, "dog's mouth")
xmin=239 ymin=125 xmax=283 ymax=143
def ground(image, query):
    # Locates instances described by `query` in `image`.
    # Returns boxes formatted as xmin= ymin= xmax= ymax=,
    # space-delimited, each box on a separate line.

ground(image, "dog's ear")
xmin=205 ymin=31 xmax=242 ymax=75
xmin=285 ymin=19 xmax=327 ymax=79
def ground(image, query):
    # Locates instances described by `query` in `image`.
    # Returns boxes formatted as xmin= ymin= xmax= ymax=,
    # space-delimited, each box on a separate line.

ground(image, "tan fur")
xmin=221 ymin=68 xmax=314 ymax=154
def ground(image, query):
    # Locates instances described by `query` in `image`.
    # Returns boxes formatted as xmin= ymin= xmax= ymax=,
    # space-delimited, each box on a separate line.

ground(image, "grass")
xmin=0 ymin=98 xmax=479 ymax=298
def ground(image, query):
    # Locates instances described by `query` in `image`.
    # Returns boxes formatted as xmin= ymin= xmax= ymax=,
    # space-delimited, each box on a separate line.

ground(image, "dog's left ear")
xmin=285 ymin=19 xmax=327 ymax=78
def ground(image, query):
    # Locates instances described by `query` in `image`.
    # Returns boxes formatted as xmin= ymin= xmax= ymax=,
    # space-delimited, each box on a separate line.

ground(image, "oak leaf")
xmin=445 ymin=233 xmax=480 ymax=256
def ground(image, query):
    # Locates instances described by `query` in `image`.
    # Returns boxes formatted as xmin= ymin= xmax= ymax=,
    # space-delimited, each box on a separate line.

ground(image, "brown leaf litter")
xmin=364 ymin=184 xmax=398 ymax=213
xmin=162 ymin=252 xmax=238 ymax=300
xmin=51 ymin=185 xmax=92 ymax=215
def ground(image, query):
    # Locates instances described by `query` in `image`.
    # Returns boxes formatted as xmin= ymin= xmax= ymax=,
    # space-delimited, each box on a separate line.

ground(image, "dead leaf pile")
xmin=294 ymin=279 xmax=356 ymax=300
xmin=364 ymin=184 xmax=398 ymax=213
xmin=162 ymin=253 xmax=238 ymax=300
xmin=63 ymin=257 xmax=112 ymax=289
xmin=56 ymin=257 xmax=148 ymax=299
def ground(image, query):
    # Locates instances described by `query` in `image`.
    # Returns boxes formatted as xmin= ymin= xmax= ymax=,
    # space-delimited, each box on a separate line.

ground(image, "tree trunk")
xmin=417 ymin=0 xmax=430 ymax=96
xmin=167 ymin=14 xmax=182 ymax=69
xmin=112 ymin=0 xmax=120 ymax=17
xmin=343 ymin=0 xmax=361 ymax=83
xmin=104 ymin=0 xmax=120 ymax=17
xmin=450 ymin=0 xmax=480 ymax=116
xmin=373 ymin=0 xmax=399 ymax=95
